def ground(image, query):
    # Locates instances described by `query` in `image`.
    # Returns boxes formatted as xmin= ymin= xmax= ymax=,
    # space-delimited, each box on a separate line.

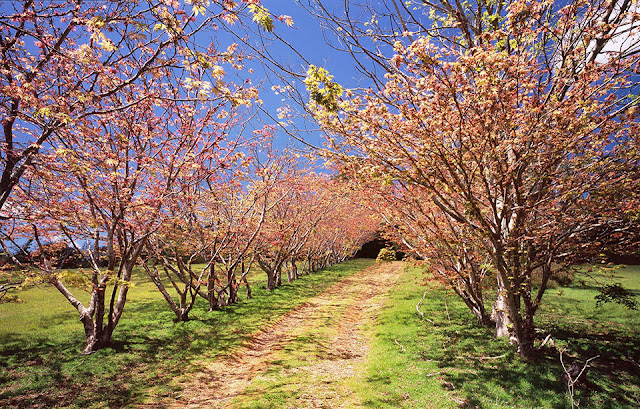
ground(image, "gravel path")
xmin=158 ymin=261 xmax=402 ymax=408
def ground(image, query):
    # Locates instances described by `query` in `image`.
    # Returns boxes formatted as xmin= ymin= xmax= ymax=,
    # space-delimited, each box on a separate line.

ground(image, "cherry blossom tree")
xmin=0 ymin=0 xmax=266 ymax=214
xmin=1 ymin=52 xmax=259 ymax=351
xmin=254 ymin=167 xmax=378 ymax=290
xmin=303 ymin=179 xmax=379 ymax=271
xmin=142 ymin=141 xmax=282 ymax=318
xmin=142 ymin=176 xmax=267 ymax=320
xmin=0 ymin=0 xmax=296 ymax=351
xmin=359 ymin=181 xmax=497 ymax=328
xmin=309 ymin=1 xmax=640 ymax=358
xmin=255 ymin=170 xmax=323 ymax=290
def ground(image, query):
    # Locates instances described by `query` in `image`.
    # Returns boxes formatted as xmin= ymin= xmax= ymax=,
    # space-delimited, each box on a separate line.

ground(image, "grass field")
xmin=1 ymin=260 xmax=638 ymax=408
xmin=359 ymin=264 xmax=640 ymax=408
xmin=0 ymin=259 xmax=375 ymax=408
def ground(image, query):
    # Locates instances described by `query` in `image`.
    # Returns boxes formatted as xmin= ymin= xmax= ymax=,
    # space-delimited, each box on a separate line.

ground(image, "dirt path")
xmin=160 ymin=261 xmax=402 ymax=408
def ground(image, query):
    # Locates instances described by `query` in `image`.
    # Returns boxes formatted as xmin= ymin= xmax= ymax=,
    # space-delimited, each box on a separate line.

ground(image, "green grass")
xmin=0 ymin=259 xmax=375 ymax=408
xmin=2 ymin=261 xmax=638 ymax=408
xmin=359 ymin=264 xmax=640 ymax=408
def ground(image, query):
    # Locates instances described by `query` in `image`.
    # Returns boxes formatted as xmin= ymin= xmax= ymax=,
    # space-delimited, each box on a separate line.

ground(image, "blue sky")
xmin=238 ymin=1 xmax=378 ymax=153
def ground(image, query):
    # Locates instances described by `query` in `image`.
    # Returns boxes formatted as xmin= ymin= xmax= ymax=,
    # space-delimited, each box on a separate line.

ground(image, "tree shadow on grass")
xmin=0 ymin=333 xmax=134 ymax=408
xmin=433 ymin=323 xmax=640 ymax=408
xmin=442 ymin=353 xmax=566 ymax=408
xmin=552 ymin=327 xmax=640 ymax=359
xmin=0 ymin=301 xmax=242 ymax=407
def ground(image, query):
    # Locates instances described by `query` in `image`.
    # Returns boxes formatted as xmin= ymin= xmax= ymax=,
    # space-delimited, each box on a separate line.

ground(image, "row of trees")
xmin=305 ymin=0 xmax=640 ymax=358
xmin=0 ymin=95 xmax=375 ymax=353
xmin=0 ymin=0 xmax=377 ymax=354
xmin=2 ymin=0 xmax=638 ymax=364
xmin=1 ymin=109 xmax=375 ymax=354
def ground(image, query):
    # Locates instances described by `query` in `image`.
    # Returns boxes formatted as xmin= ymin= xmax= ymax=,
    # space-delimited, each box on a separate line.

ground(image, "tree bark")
xmin=286 ymin=260 xmax=296 ymax=283
xmin=275 ymin=264 xmax=282 ymax=287
xmin=243 ymin=276 xmax=252 ymax=299
xmin=492 ymin=275 xmax=512 ymax=338
xmin=266 ymin=270 xmax=277 ymax=290
xmin=208 ymin=262 xmax=219 ymax=311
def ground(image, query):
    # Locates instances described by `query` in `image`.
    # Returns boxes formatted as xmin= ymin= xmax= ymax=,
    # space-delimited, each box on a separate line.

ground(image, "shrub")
xmin=29 ymin=242 xmax=86 ymax=269
xmin=376 ymin=248 xmax=396 ymax=263
xmin=532 ymin=267 xmax=575 ymax=289
xmin=550 ymin=269 xmax=575 ymax=287
xmin=0 ymin=293 xmax=23 ymax=304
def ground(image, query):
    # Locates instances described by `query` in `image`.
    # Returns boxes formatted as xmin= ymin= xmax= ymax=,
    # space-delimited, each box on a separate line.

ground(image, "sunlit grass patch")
xmin=0 ymin=258 xmax=374 ymax=407
xmin=360 ymin=263 xmax=640 ymax=408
